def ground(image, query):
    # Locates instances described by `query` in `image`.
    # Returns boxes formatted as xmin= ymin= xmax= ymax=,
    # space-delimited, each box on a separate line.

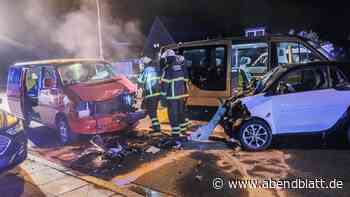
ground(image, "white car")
xmin=223 ymin=62 xmax=350 ymax=151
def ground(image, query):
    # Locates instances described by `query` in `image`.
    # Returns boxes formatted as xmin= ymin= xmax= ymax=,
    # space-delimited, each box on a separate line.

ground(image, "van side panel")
xmin=6 ymin=67 xmax=25 ymax=119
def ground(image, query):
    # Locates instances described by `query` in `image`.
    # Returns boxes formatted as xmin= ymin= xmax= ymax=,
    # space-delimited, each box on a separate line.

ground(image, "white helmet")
xmin=140 ymin=56 xmax=152 ymax=65
xmin=176 ymin=55 xmax=185 ymax=63
xmin=161 ymin=49 xmax=176 ymax=59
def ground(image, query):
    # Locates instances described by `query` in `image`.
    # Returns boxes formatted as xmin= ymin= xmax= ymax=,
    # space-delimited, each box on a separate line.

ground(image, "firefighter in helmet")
xmin=160 ymin=49 xmax=189 ymax=137
xmin=138 ymin=56 xmax=161 ymax=133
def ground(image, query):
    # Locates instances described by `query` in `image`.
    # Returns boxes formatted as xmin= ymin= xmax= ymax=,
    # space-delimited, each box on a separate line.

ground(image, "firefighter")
xmin=160 ymin=49 xmax=189 ymax=137
xmin=176 ymin=55 xmax=191 ymax=133
xmin=137 ymin=56 xmax=161 ymax=133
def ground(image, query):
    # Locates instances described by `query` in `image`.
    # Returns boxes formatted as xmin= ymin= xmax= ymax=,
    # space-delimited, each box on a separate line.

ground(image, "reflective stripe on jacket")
xmin=160 ymin=63 xmax=189 ymax=100
xmin=137 ymin=65 xmax=161 ymax=99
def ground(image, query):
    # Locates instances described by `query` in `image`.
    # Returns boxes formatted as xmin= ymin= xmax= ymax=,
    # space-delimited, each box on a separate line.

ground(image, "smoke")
xmin=22 ymin=0 xmax=145 ymax=59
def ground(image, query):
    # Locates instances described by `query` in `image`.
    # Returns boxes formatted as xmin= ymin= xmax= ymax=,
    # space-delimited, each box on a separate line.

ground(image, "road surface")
xmin=1 ymin=93 xmax=350 ymax=197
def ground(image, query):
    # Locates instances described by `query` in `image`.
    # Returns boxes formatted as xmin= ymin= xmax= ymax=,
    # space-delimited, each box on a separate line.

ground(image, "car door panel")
xmin=321 ymin=89 xmax=350 ymax=129
xmin=272 ymin=89 xmax=336 ymax=133
xmin=180 ymin=40 xmax=232 ymax=107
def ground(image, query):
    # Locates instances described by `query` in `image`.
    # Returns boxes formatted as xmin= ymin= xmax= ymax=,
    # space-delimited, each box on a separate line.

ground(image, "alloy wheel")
xmin=242 ymin=123 xmax=269 ymax=149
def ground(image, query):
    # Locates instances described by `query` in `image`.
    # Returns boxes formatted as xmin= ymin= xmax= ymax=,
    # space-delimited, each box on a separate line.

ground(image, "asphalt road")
xmin=1 ymin=93 xmax=350 ymax=197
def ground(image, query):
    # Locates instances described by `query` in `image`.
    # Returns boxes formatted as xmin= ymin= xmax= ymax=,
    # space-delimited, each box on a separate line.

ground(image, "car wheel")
xmin=239 ymin=119 xmax=272 ymax=151
xmin=56 ymin=116 xmax=78 ymax=145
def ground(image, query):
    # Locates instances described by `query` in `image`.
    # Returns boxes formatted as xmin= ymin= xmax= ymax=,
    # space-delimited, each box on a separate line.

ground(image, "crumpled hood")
xmin=68 ymin=75 xmax=137 ymax=102
xmin=239 ymin=93 xmax=271 ymax=110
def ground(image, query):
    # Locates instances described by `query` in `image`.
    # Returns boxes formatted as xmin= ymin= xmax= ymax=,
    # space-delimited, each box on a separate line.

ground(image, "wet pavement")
xmin=21 ymin=121 xmax=350 ymax=197
xmin=1 ymin=92 xmax=350 ymax=196
xmin=0 ymin=159 xmax=123 ymax=197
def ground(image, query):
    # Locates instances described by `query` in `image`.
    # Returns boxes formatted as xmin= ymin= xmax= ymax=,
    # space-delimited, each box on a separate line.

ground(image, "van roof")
xmin=162 ymin=34 xmax=310 ymax=49
xmin=12 ymin=58 xmax=106 ymax=67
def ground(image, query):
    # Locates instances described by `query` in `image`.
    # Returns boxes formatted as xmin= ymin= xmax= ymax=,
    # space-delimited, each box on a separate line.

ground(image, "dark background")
xmin=0 ymin=0 xmax=349 ymax=85
xmin=112 ymin=0 xmax=350 ymax=40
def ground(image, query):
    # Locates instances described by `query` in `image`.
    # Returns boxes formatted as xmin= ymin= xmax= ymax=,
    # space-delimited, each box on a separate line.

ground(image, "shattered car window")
xmin=308 ymin=40 xmax=335 ymax=60
xmin=260 ymin=66 xmax=287 ymax=91
xmin=58 ymin=62 xmax=116 ymax=85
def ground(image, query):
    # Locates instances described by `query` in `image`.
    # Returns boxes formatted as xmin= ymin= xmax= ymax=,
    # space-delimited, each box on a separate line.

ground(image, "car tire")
xmin=56 ymin=116 xmax=78 ymax=145
xmin=239 ymin=119 xmax=272 ymax=151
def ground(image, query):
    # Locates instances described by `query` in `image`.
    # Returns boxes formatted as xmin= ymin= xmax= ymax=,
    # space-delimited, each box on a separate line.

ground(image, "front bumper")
xmin=68 ymin=111 xmax=146 ymax=134
xmin=0 ymin=130 xmax=27 ymax=174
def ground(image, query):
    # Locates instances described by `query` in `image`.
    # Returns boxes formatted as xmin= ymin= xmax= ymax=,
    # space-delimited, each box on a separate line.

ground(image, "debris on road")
xmin=70 ymin=132 xmax=189 ymax=179
xmin=145 ymin=146 xmax=161 ymax=154
xmin=195 ymin=175 xmax=203 ymax=182
xmin=189 ymin=105 xmax=227 ymax=142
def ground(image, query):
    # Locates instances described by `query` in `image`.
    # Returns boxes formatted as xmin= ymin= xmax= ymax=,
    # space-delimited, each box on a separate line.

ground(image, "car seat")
xmin=314 ymin=70 xmax=326 ymax=89
xmin=302 ymin=70 xmax=317 ymax=91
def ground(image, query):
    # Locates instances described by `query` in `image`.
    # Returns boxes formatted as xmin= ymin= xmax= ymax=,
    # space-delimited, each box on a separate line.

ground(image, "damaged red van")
xmin=6 ymin=59 xmax=145 ymax=144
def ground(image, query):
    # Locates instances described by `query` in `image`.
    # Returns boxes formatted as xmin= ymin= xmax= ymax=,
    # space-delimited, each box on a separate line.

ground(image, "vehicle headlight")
xmin=0 ymin=135 xmax=11 ymax=155
xmin=75 ymin=101 xmax=91 ymax=118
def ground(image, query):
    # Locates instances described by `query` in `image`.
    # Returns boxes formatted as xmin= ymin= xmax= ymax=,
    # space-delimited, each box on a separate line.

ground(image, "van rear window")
xmin=7 ymin=67 xmax=22 ymax=96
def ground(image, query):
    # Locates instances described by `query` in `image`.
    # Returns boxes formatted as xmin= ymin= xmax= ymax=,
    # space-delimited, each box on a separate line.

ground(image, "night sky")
xmin=110 ymin=0 xmax=350 ymax=41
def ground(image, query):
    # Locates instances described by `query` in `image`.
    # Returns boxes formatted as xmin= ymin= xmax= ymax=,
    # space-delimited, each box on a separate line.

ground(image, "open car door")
xmin=179 ymin=40 xmax=232 ymax=107
xmin=6 ymin=67 xmax=26 ymax=119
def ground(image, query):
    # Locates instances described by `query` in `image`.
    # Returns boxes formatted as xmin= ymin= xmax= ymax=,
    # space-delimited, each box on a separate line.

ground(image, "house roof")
xmin=144 ymin=16 xmax=221 ymax=56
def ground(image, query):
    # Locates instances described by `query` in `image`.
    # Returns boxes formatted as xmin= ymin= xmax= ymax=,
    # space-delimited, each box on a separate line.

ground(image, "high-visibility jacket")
xmin=137 ymin=64 xmax=161 ymax=99
xmin=160 ymin=61 xmax=189 ymax=100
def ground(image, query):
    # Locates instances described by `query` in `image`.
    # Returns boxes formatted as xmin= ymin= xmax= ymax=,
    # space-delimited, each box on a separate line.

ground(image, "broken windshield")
xmin=254 ymin=66 xmax=287 ymax=93
xmin=307 ymin=40 xmax=335 ymax=60
xmin=58 ymin=61 xmax=116 ymax=86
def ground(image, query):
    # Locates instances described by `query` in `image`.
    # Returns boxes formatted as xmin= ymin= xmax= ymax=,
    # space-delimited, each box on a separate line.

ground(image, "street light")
xmin=96 ymin=0 xmax=103 ymax=59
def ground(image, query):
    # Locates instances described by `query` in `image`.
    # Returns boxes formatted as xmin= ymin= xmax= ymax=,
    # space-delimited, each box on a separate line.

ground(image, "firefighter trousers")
xmin=144 ymin=96 xmax=161 ymax=132
xmin=167 ymin=98 xmax=186 ymax=135
xmin=181 ymin=103 xmax=191 ymax=132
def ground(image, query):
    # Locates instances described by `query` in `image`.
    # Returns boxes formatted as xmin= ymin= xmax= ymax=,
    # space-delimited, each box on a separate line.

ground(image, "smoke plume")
xmin=20 ymin=0 xmax=145 ymax=60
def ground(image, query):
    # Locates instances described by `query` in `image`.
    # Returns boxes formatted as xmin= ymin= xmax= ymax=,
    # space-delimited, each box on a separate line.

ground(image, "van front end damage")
xmin=221 ymin=97 xmax=251 ymax=138
xmin=67 ymin=92 xmax=146 ymax=134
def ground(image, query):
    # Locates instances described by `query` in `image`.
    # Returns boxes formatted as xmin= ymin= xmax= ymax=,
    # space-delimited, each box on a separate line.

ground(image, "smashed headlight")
xmin=75 ymin=101 xmax=92 ymax=118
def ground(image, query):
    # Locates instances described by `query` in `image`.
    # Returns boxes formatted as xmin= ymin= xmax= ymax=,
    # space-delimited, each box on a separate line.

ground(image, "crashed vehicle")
xmin=0 ymin=108 xmax=27 ymax=174
xmin=221 ymin=61 xmax=350 ymax=151
xmin=162 ymin=35 xmax=334 ymax=117
xmin=6 ymin=59 xmax=145 ymax=144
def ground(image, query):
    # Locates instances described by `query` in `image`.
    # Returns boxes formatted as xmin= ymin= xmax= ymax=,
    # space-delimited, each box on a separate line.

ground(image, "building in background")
xmin=245 ymin=27 xmax=266 ymax=37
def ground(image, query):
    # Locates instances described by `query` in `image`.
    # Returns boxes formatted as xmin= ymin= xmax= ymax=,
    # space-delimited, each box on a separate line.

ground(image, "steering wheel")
xmin=277 ymin=81 xmax=295 ymax=94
